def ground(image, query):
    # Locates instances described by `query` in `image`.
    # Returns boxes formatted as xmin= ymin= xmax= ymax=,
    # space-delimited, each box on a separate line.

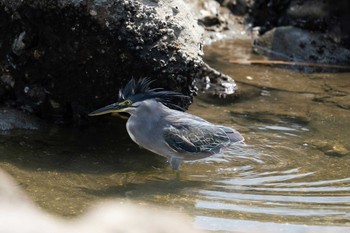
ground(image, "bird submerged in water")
xmin=89 ymin=78 xmax=244 ymax=170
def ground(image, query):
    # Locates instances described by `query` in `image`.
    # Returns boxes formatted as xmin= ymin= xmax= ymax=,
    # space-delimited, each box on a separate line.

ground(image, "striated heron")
xmin=89 ymin=78 xmax=244 ymax=170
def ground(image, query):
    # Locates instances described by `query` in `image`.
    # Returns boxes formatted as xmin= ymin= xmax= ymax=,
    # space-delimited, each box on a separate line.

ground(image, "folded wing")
xmin=163 ymin=118 xmax=243 ymax=155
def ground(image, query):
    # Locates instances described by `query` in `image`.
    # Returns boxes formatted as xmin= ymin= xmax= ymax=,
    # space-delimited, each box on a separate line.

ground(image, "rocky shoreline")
xmin=0 ymin=0 xmax=236 ymax=126
xmin=0 ymin=0 xmax=349 ymax=127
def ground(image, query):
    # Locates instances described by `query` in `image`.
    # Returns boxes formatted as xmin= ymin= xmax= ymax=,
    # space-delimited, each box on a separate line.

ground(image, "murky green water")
xmin=1 ymin=39 xmax=350 ymax=232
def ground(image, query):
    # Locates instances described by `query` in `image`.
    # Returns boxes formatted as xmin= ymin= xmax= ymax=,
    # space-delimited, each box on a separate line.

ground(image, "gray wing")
xmin=163 ymin=119 xmax=243 ymax=154
xmin=218 ymin=126 xmax=245 ymax=143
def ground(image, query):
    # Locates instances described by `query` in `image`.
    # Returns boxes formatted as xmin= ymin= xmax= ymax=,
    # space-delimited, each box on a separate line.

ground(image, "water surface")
xmin=1 ymin=39 xmax=350 ymax=232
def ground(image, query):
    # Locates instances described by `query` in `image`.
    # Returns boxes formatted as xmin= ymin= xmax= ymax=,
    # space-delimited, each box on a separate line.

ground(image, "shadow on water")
xmin=0 ymin=117 xmax=167 ymax=173
xmin=80 ymin=177 xmax=205 ymax=200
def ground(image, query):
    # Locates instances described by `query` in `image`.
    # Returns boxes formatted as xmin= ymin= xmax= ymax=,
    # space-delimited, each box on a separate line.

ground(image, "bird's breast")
xmin=126 ymin=115 xmax=162 ymax=149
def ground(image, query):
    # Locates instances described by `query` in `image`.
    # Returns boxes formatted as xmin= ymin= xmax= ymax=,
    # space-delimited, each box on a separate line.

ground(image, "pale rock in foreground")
xmin=0 ymin=169 xmax=203 ymax=233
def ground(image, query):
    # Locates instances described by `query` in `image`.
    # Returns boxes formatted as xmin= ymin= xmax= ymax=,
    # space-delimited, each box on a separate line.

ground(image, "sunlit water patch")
xmin=191 ymin=138 xmax=350 ymax=231
xmin=185 ymin=96 xmax=350 ymax=231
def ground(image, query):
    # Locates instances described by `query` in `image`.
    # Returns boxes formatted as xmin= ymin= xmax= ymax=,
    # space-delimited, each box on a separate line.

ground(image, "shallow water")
xmin=1 ymin=39 xmax=350 ymax=232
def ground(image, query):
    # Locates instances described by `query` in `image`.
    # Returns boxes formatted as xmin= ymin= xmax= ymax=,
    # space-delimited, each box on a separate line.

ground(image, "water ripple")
xmin=195 ymin=166 xmax=350 ymax=227
xmin=196 ymin=200 xmax=349 ymax=217
xmin=199 ymin=189 xmax=350 ymax=204
xmin=195 ymin=216 xmax=350 ymax=233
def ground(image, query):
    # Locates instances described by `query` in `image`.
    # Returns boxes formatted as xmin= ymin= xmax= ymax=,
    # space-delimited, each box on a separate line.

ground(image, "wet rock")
xmin=0 ymin=107 xmax=42 ymax=130
xmin=0 ymin=74 xmax=15 ymax=88
xmin=195 ymin=64 xmax=238 ymax=97
xmin=189 ymin=0 xmax=249 ymax=44
xmin=314 ymin=95 xmax=350 ymax=110
xmin=0 ymin=0 xmax=238 ymax=125
xmin=286 ymin=0 xmax=329 ymax=30
xmin=253 ymin=26 xmax=350 ymax=70
xmin=322 ymin=75 xmax=350 ymax=95
xmin=247 ymin=0 xmax=350 ymax=40
xmin=248 ymin=0 xmax=330 ymax=33
xmin=313 ymin=77 xmax=350 ymax=110
xmin=212 ymin=1 xmax=350 ymax=52
xmin=227 ymin=0 xmax=350 ymax=70
xmin=306 ymin=140 xmax=349 ymax=157
xmin=0 ymin=168 xmax=203 ymax=233
xmin=286 ymin=0 xmax=350 ymax=47
xmin=197 ymin=1 xmax=228 ymax=31
xmin=220 ymin=0 xmax=254 ymax=16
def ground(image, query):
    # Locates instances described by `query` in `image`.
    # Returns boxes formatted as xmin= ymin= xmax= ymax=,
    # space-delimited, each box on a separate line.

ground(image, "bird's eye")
xmin=124 ymin=99 xmax=132 ymax=106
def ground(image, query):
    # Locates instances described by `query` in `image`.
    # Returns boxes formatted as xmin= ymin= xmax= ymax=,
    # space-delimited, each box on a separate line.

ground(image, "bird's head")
xmin=88 ymin=78 xmax=189 ymax=116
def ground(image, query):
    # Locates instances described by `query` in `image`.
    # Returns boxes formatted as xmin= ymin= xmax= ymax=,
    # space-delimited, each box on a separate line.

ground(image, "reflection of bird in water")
xmin=89 ymin=78 xmax=244 ymax=170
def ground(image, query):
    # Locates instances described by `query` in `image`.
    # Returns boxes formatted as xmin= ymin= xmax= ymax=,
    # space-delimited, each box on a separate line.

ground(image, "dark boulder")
xmin=0 ymin=0 xmax=237 ymax=125
xmin=219 ymin=0 xmax=350 ymax=69
xmin=254 ymin=26 xmax=350 ymax=71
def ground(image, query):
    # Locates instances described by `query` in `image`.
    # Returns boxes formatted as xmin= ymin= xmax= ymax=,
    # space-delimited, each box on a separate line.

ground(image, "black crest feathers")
xmin=118 ymin=78 xmax=154 ymax=100
xmin=118 ymin=78 xmax=189 ymax=110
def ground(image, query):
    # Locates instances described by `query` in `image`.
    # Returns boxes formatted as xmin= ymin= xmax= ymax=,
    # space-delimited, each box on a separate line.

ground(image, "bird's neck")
xmin=126 ymin=99 xmax=165 ymax=147
xmin=128 ymin=100 xmax=165 ymax=127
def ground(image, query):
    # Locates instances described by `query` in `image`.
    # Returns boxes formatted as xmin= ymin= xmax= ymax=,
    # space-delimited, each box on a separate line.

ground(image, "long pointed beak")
xmin=88 ymin=103 xmax=124 ymax=116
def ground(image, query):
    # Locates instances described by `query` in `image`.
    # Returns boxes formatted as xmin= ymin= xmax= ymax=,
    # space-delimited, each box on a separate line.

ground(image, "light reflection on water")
xmin=189 ymin=37 xmax=350 ymax=230
xmin=191 ymin=125 xmax=350 ymax=230
xmin=195 ymin=216 xmax=350 ymax=233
